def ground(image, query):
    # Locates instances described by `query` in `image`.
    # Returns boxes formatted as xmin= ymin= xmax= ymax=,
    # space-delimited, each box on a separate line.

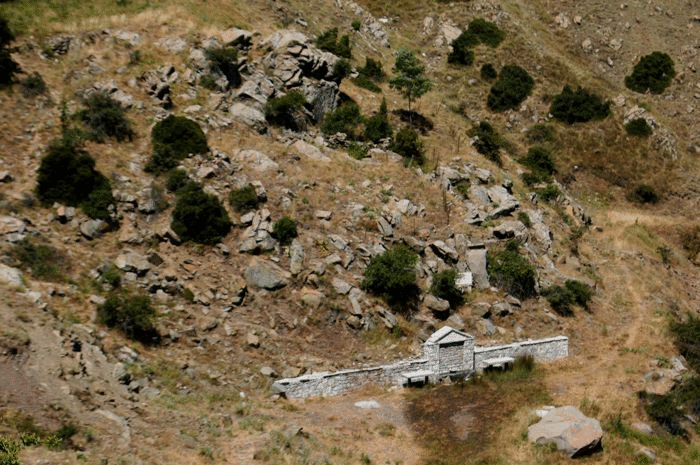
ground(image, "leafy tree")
xmin=320 ymin=101 xmax=363 ymax=138
xmin=486 ymin=64 xmax=533 ymax=112
xmin=486 ymin=240 xmax=536 ymax=299
xmin=77 ymin=92 xmax=135 ymax=142
xmin=391 ymin=127 xmax=424 ymax=165
xmin=272 ymin=216 xmax=298 ymax=246
xmin=171 ymin=182 xmax=231 ymax=244
xmin=625 ymin=51 xmax=675 ymax=94
xmin=549 ymin=85 xmax=610 ymax=124
xmin=264 ymin=90 xmax=308 ymax=131
xmin=361 ymin=244 xmax=420 ymax=312
xmin=389 ymin=48 xmax=432 ymax=112
xmin=97 ymin=291 xmax=158 ymax=343
xmin=430 ymin=269 xmax=463 ymax=308
xmin=146 ymin=115 xmax=209 ymax=173
xmin=364 ymin=98 xmax=393 ymax=143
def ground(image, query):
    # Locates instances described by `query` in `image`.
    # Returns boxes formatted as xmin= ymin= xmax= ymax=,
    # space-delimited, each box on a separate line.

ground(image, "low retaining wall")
xmin=474 ymin=336 xmax=568 ymax=371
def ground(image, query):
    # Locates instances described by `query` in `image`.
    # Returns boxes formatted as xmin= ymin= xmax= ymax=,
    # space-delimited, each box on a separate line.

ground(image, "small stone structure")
xmin=272 ymin=327 xmax=568 ymax=398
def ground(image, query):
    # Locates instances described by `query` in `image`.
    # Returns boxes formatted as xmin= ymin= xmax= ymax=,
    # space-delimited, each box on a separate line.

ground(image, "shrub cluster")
xmin=429 ymin=269 xmax=463 ymax=308
xmin=145 ymin=115 xmax=209 ymax=173
xmin=321 ymin=101 xmax=363 ymax=138
xmin=487 ymin=64 xmax=534 ymax=112
xmin=625 ymin=51 xmax=675 ymax=94
xmin=549 ymin=85 xmax=611 ymax=124
xmin=543 ymin=280 xmax=593 ymax=316
xmin=97 ymin=291 xmax=159 ymax=343
xmin=448 ymin=18 xmax=504 ymax=65
xmin=520 ymin=145 xmax=556 ymax=185
xmin=77 ymin=92 xmax=135 ymax=142
xmin=36 ymin=138 xmax=115 ymax=222
xmin=205 ymin=47 xmax=241 ymax=88
xmin=361 ymin=244 xmax=420 ymax=312
xmin=364 ymin=98 xmax=393 ymax=143
xmin=486 ymin=241 xmax=536 ymax=299
xmin=264 ymin=91 xmax=308 ymax=131
xmin=624 ymin=117 xmax=652 ymax=137
xmin=165 ymin=168 xmax=191 ymax=193
xmin=171 ymin=181 xmax=231 ymax=244
xmin=468 ymin=121 xmax=502 ymax=165
xmin=391 ymin=127 xmax=424 ymax=166
xmin=680 ymin=225 xmax=700 ymax=261
xmin=272 ymin=216 xmax=298 ymax=246
xmin=0 ymin=16 xmax=20 ymax=86
xmin=315 ymin=27 xmax=351 ymax=58
xmin=353 ymin=57 xmax=385 ymax=92
xmin=228 ymin=184 xmax=262 ymax=213
xmin=526 ymin=123 xmax=556 ymax=145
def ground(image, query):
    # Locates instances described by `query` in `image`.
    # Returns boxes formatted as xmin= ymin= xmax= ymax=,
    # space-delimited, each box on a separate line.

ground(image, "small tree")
xmin=486 ymin=240 xmax=536 ymax=299
xmin=361 ymin=244 xmax=420 ymax=312
xmin=625 ymin=51 xmax=675 ymax=94
xmin=171 ymin=182 xmax=231 ymax=244
xmin=97 ymin=291 xmax=158 ymax=343
xmin=389 ymin=48 xmax=432 ymax=113
xmin=487 ymin=64 xmax=534 ymax=112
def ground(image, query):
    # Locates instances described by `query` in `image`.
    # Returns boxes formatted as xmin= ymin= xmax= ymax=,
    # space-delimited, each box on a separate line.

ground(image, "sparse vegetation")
xmin=681 ymin=225 xmax=700 ymax=261
xmin=348 ymin=141 xmax=370 ymax=160
xmin=77 ymin=92 xmax=135 ymax=142
xmin=526 ymin=123 xmax=556 ymax=145
xmin=9 ymin=238 xmax=68 ymax=281
xmin=486 ymin=240 xmax=536 ymax=299
xmin=272 ymin=216 xmax=298 ymax=246
xmin=487 ymin=64 xmax=533 ymax=112
xmin=468 ymin=121 xmax=502 ymax=165
xmin=625 ymin=51 xmax=676 ymax=94
xmin=537 ymin=183 xmax=561 ymax=202
xmin=19 ymin=72 xmax=47 ymax=97
xmin=171 ymin=182 xmax=231 ymax=244
xmin=430 ymin=269 xmax=463 ymax=308
xmin=146 ymin=115 xmax=209 ymax=173
xmin=315 ymin=27 xmax=351 ymax=58
xmin=625 ymin=117 xmax=653 ymax=137
xmin=97 ymin=291 xmax=159 ymax=343
xmin=264 ymin=90 xmax=308 ymax=131
xmin=361 ymin=244 xmax=420 ymax=312
xmin=549 ymin=85 xmax=611 ymax=124
xmin=353 ymin=57 xmax=385 ymax=92
xmin=205 ymin=46 xmax=240 ymax=88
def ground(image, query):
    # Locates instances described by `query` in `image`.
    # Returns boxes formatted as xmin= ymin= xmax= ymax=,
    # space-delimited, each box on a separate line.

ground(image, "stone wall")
xmin=473 ymin=336 xmax=568 ymax=371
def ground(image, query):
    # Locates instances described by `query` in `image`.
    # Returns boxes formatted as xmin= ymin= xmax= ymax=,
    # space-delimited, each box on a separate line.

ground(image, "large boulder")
xmin=528 ymin=406 xmax=603 ymax=457
xmin=244 ymin=259 xmax=289 ymax=290
xmin=261 ymin=30 xmax=340 ymax=86
xmin=0 ymin=264 xmax=23 ymax=287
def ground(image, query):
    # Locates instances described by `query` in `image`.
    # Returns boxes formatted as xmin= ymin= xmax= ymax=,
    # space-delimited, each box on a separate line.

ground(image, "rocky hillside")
xmin=1 ymin=0 xmax=700 ymax=464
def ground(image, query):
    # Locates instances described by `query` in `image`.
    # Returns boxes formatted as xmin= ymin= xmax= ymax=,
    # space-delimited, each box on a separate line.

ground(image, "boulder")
xmin=466 ymin=247 xmax=489 ymax=289
xmin=528 ymin=406 xmax=603 ymax=457
xmin=292 ymin=140 xmax=331 ymax=162
xmin=424 ymin=295 xmax=451 ymax=319
xmin=0 ymin=264 xmax=23 ymax=287
xmin=80 ymin=219 xmax=108 ymax=240
xmin=244 ymin=260 xmax=289 ymax=290
xmin=221 ymin=28 xmax=253 ymax=49
xmin=230 ymin=103 xmax=267 ymax=133
xmin=289 ymin=238 xmax=305 ymax=276
xmin=115 ymin=252 xmax=151 ymax=276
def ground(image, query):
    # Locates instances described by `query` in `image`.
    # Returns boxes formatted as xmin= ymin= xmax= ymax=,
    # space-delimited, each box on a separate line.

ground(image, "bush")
xmin=625 ymin=51 xmax=675 ymax=94
xmin=361 ymin=244 xmax=420 ymax=311
xmin=321 ymin=101 xmax=363 ymax=138
xmin=171 ymin=182 xmax=231 ymax=244
xmin=526 ymin=123 xmax=556 ymax=145
xmin=352 ymin=19 xmax=361 ymax=31
xmin=391 ymin=127 xmax=424 ymax=165
xmin=629 ymin=184 xmax=659 ymax=204
xmin=480 ymin=63 xmax=497 ymax=80
xmin=467 ymin=18 xmax=505 ymax=47
xmin=565 ymin=279 xmax=593 ymax=308
xmin=671 ymin=316 xmax=700 ymax=371
xmin=549 ymin=85 xmax=611 ymax=124
xmin=486 ymin=241 xmax=536 ymax=299
xmin=205 ymin=47 xmax=240 ymax=88
xmin=146 ymin=115 xmax=209 ymax=173
xmin=352 ymin=75 xmax=381 ymax=93
xmin=0 ymin=16 xmax=19 ymax=86
xmin=447 ymin=33 xmax=475 ymax=66
xmin=264 ymin=90 xmax=308 ymax=131
xmin=625 ymin=117 xmax=652 ymax=137
xmin=20 ymin=72 xmax=47 ymax=97
xmin=333 ymin=58 xmax=352 ymax=79
xmin=36 ymin=138 xmax=115 ymax=221
xmin=348 ymin=142 xmax=370 ymax=160
xmin=272 ymin=216 xmax=298 ymax=246
xmin=520 ymin=145 xmax=556 ymax=184
xmin=468 ymin=121 xmax=501 ymax=165
xmin=447 ymin=18 xmax=504 ymax=65
xmin=364 ymin=98 xmax=393 ymax=143
xmin=97 ymin=291 xmax=158 ymax=343
xmin=165 ymin=168 xmax=191 ymax=193
xmin=199 ymin=74 xmax=219 ymax=90
xmin=517 ymin=211 xmax=532 ymax=228
xmin=544 ymin=280 xmax=592 ymax=316
xmin=430 ymin=269 xmax=463 ymax=308
xmin=315 ymin=28 xmax=351 ymax=58
xmin=487 ymin=65 xmax=534 ymax=112
xmin=228 ymin=184 xmax=261 ymax=213
xmin=359 ymin=57 xmax=385 ymax=81
xmin=9 ymin=238 xmax=68 ymax=281
xmin=77 ymin=92 xmax=135 ymax=143
xmin=537 ymin=184 xmax=561 ymax=202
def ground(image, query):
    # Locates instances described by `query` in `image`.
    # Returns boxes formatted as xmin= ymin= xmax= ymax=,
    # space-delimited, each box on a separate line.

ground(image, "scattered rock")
xmin=528 ymin=406 xmax=603 ymax=458
xmin=244 ymin=260 xmax=289 ymax=290
xmin=80 ymin=219 xmax=108 ymax=240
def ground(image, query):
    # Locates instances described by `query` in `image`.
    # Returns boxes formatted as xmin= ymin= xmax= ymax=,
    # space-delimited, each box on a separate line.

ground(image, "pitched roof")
xmin=424 ymin=326 xmax=473 ymax=344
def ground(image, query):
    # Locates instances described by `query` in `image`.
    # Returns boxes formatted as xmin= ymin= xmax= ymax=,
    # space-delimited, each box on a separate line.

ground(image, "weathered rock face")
xmin=262 ymin=30 xmax=340 ymax=86
xmin=244 ymin=259 xmax=289 ymax=290
xmin=528 ymin=406 xmax=603 ymax=457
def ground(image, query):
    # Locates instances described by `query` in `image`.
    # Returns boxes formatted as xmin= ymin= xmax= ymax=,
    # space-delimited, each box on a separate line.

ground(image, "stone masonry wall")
xmin=473 ymin=336 xmax=568 ymax=371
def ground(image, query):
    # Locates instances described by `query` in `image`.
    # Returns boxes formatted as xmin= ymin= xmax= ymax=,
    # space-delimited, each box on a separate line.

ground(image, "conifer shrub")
xmin=480 ymin=63 xmax=497 ymax=80
xmin=625 ymin=117 xmax=652 ymax=137
xmin=165 ymin=169 xmax=191 ymax=193
xmin=264 ymin=90 xmax=308 ymax=131
xmin=361 ymin=244 xmax=420 ymax=312
xmin=486 ymin=240 xmax=536 ymax=299
xmin=447 ymin=35 xmax=475 ymax=66
xmin=320 ymin=101 xmax=363 ymax=138
xmin=171 ymin=182 xmax=231 ymax=244
xmin=629 ymin=184 xmax=659 ymax=204
xmin=146 ymin=115 xmax=209 ymax=173
xmin=391 ymin=127 xmax=424 ymax=166
xmin=228 ymin=184 xmax=261 ymax=213
xmin=364 ymin=98 xmax=393 ymax=143
xmin=549 ymin=85 xmax=611 ymax=124
xmin=272 ymin=216 xmax=298 ymax=246
xmin=430 ymin=269 xmax=463 ymax=308
xmin=543 ymin=280 xmax=592 ymax=316
xmin=97 ymin=291 xmax=158 ymax=343
xmin=205 ymin=47 xmax=240 ymax=88
xmin=625 ymin=51 xmax=675 ymax=94
xmin=315 ymin=27 xmax=352 ymax=58
xmin=77 ymin=92 xmax=135 ymax=143
xmin=448 ymin=18 xmax=504 ymax=65
xmin=468 ymin=121 xmax=502 ymax=165
xmin=487 ymin=65 xmax=534 ymax=112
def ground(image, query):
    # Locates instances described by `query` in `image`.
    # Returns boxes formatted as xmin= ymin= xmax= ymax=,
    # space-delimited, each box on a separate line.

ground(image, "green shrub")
xmin=480 ymin=63 xmax=497 ymax=80
xmin=364 ymin=98 xmax=393 ymax=143
xmin=486 ymin=241 xmax=536 ymax=299
xmin=100 ymin=264 xmax=122 ymax=288
xmin=0 ymin=436 xmax=20 ymax=465
xmin=205 ymin=47 xmax=240 ymax=87
xmin=165 ymin=168 xmax=191 ymax=193
xmin=171 ymin=182 xmax=231 ymax=244
xmin=321 ymin=101 xmax=363 ymax=138
xmin=97 ymin=291 xmax=158 ymax=343
xmin=361 ymin=244 xmax=420 ymax=311
xmin=430 ymin=269 xmax=463 ymax=308
xmin=537 ymin=184 xmax=561 ymax=202
xmin=20 ymin=72 xmax=47 ymax=97
xmin=264 ymin=90 xmax=308 ymax=131
xmin=629 ymin=184 xmax=659 ymax=204
xmin=487 ymin=64 xmax=534 ymax=112
xmin=315 ymin=28 xmax=352 ymax=58
xmin=146 ymin=115 xmax=209 ymax=173
xmin=454 ymin=179 xmax=470 ymax=197
xmin=549 ymin=85 xmax=611 ymax=124
xmin=199 ymin=74 xmax=219 ymax=90
xmin=333 ymin=58 xmax=352 ymax=79
xmin=351 ymin=19 xmax=361 ymax=31
xmin=520 ymin=145 xmax=556 ymax=184
xmin=467 ymin=18 xmax=505 ymax=47
xmin=391 ymin=127 xmax=424 ymax=166
xmin=359 ymin=57 xmax=385 ymax=81
xmin=565 ymin=279 xmax=593 ymax=308
xmin=543 ymin=280 xmax=592 ymax=316
xmin=352 ymin=75 xmax=381 ymax=92
xmin=625 ymin=51 xmax=675 ymax=94
xmin=671 ymin=316 xmax=700 ymax=371
xmin=468 ymin=121 xmax=501 ymax=165
xmin=272 ymin=216 xmax=298 ymax=246
xmin=348 ymin=142 xmax=370 ymax=160
xmin=228 ymin=184 xmax=261 ymax=213
xmin=625 ymin=117 xmax=652 ymax=137
xmin=9 ymin=238 xmax=67 ymax=281
xmin=77 ymin=92 xmax=135 ymax=142
xmin=36 ymin=138 xmax=115 ymax=221
xmin=447 ymin=33 xmax=475 ymax=66
xmin=518 ymin=211 xmax=532 ymax=228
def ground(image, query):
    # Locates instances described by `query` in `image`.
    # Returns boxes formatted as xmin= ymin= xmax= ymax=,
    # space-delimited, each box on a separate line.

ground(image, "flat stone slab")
xmin=354 ymin=400 xmax=381 ymax=409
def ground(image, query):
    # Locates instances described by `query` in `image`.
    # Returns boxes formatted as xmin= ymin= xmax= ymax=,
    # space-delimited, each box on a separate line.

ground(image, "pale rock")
xmin=0 ymin=264 xmax=23 ymax=287
xmin=244 ymin=259 xmax=289 ymax=290
xmin=293 ymin=140 xmax=331 ymax=162
xmin=528 ymin=406 xmax=603 ymax=457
